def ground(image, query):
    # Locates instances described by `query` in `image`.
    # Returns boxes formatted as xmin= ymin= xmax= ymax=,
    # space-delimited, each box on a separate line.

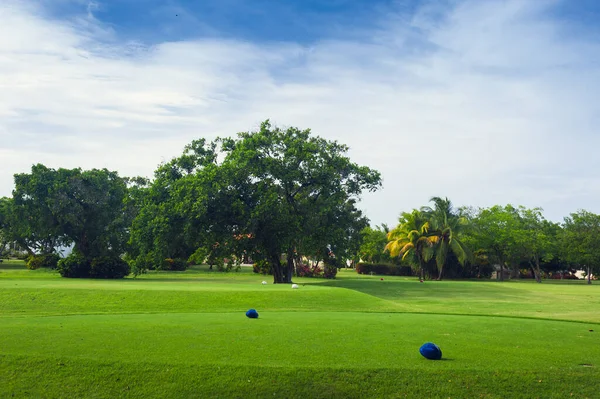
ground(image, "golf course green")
xmin=1 ymin=261 xmax=599 ymax=398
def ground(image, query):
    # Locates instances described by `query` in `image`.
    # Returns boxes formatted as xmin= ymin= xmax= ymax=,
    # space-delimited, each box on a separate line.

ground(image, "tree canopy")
xmin=8 ymin=164 xmax=131 ymax=259
xmin=129 ymin=121 xmax=381 ymax=282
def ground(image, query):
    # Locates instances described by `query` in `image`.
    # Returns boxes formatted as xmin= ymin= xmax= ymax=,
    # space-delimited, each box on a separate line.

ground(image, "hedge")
xmin=356 ymin=263 xmax=413 ymax=276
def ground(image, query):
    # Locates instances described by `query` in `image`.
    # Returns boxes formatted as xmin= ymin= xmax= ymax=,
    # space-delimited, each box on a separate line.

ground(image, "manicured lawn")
xmin=1 ymin=262 xmax=599 ymax=398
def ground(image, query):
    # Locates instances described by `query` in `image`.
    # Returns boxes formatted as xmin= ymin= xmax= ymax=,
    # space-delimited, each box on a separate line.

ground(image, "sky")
xmin=1 ymin=0 xmax=600 ymax=226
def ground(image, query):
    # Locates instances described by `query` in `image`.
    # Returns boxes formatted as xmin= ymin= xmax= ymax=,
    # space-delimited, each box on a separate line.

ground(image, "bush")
xmin=26 ymin=254 xmax=60 ymax=270
xmin=356 ymin=263 xmax=413 ymax=276
xmin=323 ymin=264 xmax=338 ymax=279
xmin=90 ymin=256 xmax=131 ymax=279
xmin=162 ymin=258 xmax=188 ymax=271
xmin=57 ymin=253 xmax=91 ymax=278
xmin=296 ymin=263 xmax=323 ymax=277
xmin=253 ymin=260 xmax=272 ymax=275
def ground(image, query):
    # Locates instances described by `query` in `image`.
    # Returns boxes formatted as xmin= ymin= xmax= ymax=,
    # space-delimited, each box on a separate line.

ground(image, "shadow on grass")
xmin=302 ymin=278 xmax=529 ymax=302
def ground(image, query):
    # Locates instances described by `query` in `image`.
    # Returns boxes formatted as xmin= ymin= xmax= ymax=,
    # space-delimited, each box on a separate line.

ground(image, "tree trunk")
xmin=271 ymin=253 xmax=294 ymax=284
xmin=499 ymin=263 xmax=504 ymax=281
xmin=437 ymin=264 xmax=444 ymax=281
xmin=285 ymin=250 xmax=294 ymax=283
xmin=531 ymin=260 xmax=542 ymax=283
xmin=588 ymin=266 xmax=592 ymax=285
xmin=271 ymin=255 xmax=285 ymax=284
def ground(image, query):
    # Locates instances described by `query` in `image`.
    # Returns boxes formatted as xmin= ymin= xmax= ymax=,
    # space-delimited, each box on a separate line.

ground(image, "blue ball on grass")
xmin=419 ymin=342 xmax=442 ymax=360
xmin=246 ymin=309 xmax=259 ymax=319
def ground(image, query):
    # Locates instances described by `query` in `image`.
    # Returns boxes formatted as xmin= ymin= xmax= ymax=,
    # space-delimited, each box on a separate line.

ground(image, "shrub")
xmin=162 ymin=258 xmax=188 ymax=271
xmin=253 ymin=260 xmax=272 ymax=275
xmin=90 ymin=256 xmax=131 ymax=279
xmin=57 ymin=253 xmax=91 ymax=278
xmin=323 ymin=264 xmax=338 ymax=279
xmin=356 ymin=263 xmax=413 ymax=276
xmin=26 ymin=254 xmax=60 ymax=270
xmin=296 ymin=263 xmax=323 ymax=277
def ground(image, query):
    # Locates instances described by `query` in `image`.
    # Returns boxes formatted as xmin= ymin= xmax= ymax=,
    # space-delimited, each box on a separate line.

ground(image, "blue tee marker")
xmin=419 ymin=342 xmax=442 ymax=360
xmin=246 ymin=309 xmax=259 ymax=319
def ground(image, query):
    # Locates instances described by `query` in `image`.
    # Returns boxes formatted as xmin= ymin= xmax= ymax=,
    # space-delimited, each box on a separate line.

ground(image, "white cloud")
xmin=1 ymin=0 xmax=599 ymax=225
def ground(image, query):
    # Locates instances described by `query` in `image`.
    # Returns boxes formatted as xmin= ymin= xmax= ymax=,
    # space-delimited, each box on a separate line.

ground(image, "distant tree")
xmin=11 ymin=164 xmax=130 ymax=266
xmin=386 ymin=210 xmax=435 ymax=280
xmin=465 ymin=205 xmax=521 ymax=281
xmin=0 ymin=191 xmax=63 ymax=256
xmin=561 ymin=210 xmax=600 ymax=285
xmin=358 ymin=225 xmax=391 ymax=264
xmin=421 ymin=197 xmax=471 ymax=280
xmin=513 ymin=207 xmax=556 ymax=283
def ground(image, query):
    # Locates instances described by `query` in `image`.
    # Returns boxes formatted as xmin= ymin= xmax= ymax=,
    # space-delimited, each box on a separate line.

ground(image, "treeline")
xmin=358 ymin=198 xmax=600 ymax=284
xmin=0 ymin=121 xmax=381 ymax=283
xmin=2 ymin=121 xmax=599 ymax=284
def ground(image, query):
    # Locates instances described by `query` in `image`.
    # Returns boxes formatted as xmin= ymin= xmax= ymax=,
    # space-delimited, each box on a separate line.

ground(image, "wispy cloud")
xmin=1 ymin=0 xmax=599 ymax=224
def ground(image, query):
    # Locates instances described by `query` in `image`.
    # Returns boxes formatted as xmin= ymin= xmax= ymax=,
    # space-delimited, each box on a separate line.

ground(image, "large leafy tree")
xmin=385 ymin=210 xmax=435 ymax=280
xmin=11 ymin=164 xmax=130 ymax=259
xmin=464 ymin=205 xmax=558 ymax=282
xmin=421 ymin=197 xmax=471 ymax=280
xmin=561 ymin=210 xmax=600 ymax=285
xmin=514 ymin=207 xmax=556 ymax=283
xmin=464 ymin=205 xmax=521 ymax=281
xmin=127 ymin=138 xmax=231 ymax=270
xmin=130 ymin=121 xmax=381 ymax=283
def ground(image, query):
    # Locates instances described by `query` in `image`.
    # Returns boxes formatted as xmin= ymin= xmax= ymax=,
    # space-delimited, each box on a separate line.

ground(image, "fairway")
xmin=1 ymin=263 xmax=599 ymax=398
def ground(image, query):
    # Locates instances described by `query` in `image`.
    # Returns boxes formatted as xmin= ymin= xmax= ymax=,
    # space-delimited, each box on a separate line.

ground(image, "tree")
xmin=386 ymin=210 xmax=435 ymax=280
xmin=127 ymin=138 xmax=230 ymax=271
xmin=130 ymin=121 xmax=381 ymax=283
xmin=464 ymin=205 xmax=521 ymax=281
xmin=561 ymin=210 xmax=600 ymax=285
xmin=421 ymin=197 xmax=471 ymax=280
xmin=11 ymin=164 xmax=130 ymax=261
xmin=358 ymin=225 xmax=391 ymax=264
xmin=514 ymin=207 xmax=556 ymax=283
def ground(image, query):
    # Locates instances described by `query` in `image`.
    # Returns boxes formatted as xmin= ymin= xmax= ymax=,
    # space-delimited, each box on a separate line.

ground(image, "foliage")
xmin=386 ymin=210 xmax=435 ymax=279
xmin=561 ymin=210 xmax=600 ymax=284
xmin=57 ymin=252 xmax=91 ymax=278
xmin=358 ymin=225 xmax=392 ymax=263
xmin=10 ymin=165 xmax=131 ymax=263
xmin=129 ymin=121 xmax=381 ymax=283
xmin=462 ymin=205 xmax=522 ymax=280
xmin=26 ymin=254 xmax=60 ymax=270
xmin=420 ymin=197 xmax=472 ymax=280
xmin=90 ymin=256 xmax=131 ymax=279
xmin=323 ymin=264 xmax=338 ymax=279
xmin=161 ymin=258 xmax=189 ymax=271
xmin=515 ymin=207 xmax=557 ymax=283
xmin=253 ymin=260 xmax=272 ymax=275
xmin=464 ymin=205 xmax=557 ymax=282
xmin=355 ymin=263 xmax=413 ymax=276
xmin=295 ymin=263 xmax=323 ymax=277
xmin=57 ymin=253 xmax=130 ymax=279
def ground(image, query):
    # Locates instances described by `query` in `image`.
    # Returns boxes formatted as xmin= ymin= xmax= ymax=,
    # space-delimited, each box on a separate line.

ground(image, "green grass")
xmin=1 ymin=262 xmax=599 ymax=398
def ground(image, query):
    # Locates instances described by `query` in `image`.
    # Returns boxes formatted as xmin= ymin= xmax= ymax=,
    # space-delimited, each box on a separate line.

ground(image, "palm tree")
xmin=385 ymin=210 xmax=436 ymax=280
xmin=421 ymin=197 xmax=471 ymax=280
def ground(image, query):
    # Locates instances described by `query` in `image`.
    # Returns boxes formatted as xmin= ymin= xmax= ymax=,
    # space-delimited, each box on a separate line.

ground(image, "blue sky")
xmin=45 ymin=0 xmax=407 ymax=43
xmin=2 ymin=0 xmax=600 ymax=226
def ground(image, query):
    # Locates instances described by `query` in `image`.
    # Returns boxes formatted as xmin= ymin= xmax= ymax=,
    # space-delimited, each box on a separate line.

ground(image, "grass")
xmin=1 ymin=262 xmax=599 ymax=398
